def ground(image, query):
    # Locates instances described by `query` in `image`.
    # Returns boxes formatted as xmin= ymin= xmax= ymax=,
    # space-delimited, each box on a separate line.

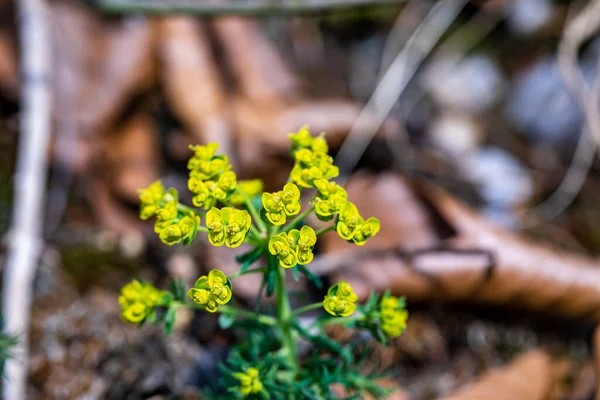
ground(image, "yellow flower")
xmin=289 ymin=125 xmax=314 ymax=150
xmin=313 ymin=179 xmax=347 ymax=200
xmin=314 ymin=195 xmax=347 ymax=221
xmin=138 ymin=181 xmax=165 ymax=220
xmin=212 ymin=171 xmax=237 ymax=201
xmin=187 ymin=143 xmax=231 ymax=181
xmin=379 ymin=295 xmax=408 ymax=338
xmin=158 ymin=215 xmax=200 ymax=246
xmin=288 ymin=225 xmax=317 ymax=265
xmin=191 ymin=178 xmax=217 ymax=210
xmin=336 ymin=202 xmax=362 ymax=240
xmin=323 ymin=280 xmax=358 ymax=317
xmin=233 ymin=367 xmax=263 ymax=397
xmin=268 ymin=232 xmax=298 ymax=268
xmin=228 ymin=179 xmax=264 ymax=206
xmin=187 ymin=269 xmax=232 ymax=313
xmin=290 ymin=150 xmax=339 ymax=188
xmin=352 ymin=217 xmax=380 ymax=246
xmin=311 ymin=134 xmax=329 ymax=154
xmin=119 ymin=280 xmax=168 ymax=324
xmin=262 ymin=183 xmax=300 ymax=226
xmin=206 ymin=207 xmax=252 ymax=248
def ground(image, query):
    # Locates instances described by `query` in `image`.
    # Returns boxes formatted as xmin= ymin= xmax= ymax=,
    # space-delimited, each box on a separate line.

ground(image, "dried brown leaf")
xmin=0 ymin=30 xmax=18 ymax=97
xmin=212 ymin=17 xmax=300 ymax=103
xmin=156 ymin=17 xmax=232 ymax=153
xmin=322 ymin=173 xmax=600 ymax=321
xmin=438 ymin=350 xmax=552 ymax=400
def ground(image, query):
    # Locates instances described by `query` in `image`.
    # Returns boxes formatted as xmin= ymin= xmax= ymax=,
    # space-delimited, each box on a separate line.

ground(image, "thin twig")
xmin=521 ymin=0 xmax=600 ymax=225
xmin=334 ymin=0 xmax=468 ymax=182
xmin=95 ymin=0 xmax=404 ymax=16
xmin=2 ymin=0 xmax=52 ymax=397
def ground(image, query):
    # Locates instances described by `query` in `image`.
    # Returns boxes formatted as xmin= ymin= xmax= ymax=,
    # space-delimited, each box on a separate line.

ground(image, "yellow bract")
xmin=206 ymin=207 xmax=252 ymax=248
xmin=187 ymin=143 xmax=231 ymax=181
xmin=119 ymin=280 xmax=167 ymax=324
xmin=380 ymin=295 xmax=408 ymax=338
xmin=261 ymin=183 xmax=300 ymax=226
xmin=268 ymin=226 xmax=316 ymax=268
xmin=187 ymin=269 xmax=232 ymax=313
xmin=138 ymin=181 xmax=165 ymax=220
xmin=290 ymin=150 xmax=339 ymax=188
xmin=232 ymin=367 xmax=263 ymax=397
xmin=323 ymin=280 xmax=358 ymax=317
xmin=335 ymin=202 xmax=380 ymax=246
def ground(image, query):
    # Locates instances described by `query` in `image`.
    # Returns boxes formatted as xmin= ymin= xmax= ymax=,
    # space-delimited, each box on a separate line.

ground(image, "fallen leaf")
xmin=320 ymin=173 xmax=600 ymax=321
xmin=156 ymin=17 xmax=233 ymax=155
xmin=438 ymin=350 xmax=552 ymax=400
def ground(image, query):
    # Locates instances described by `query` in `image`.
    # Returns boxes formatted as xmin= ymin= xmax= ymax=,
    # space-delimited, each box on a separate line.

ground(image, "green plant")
xmin=119 ymin=126 xmax=408 ymax=399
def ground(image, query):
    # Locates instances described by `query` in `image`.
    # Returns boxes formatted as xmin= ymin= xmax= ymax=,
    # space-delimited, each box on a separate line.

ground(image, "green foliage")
xmin=119 ymin=127 xmax=409 ymax=398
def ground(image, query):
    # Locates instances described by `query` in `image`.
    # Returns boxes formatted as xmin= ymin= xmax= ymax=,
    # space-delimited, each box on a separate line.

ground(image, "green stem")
xmin=237 ymin=187 xmax=267 ymax=232
xmin=319 ymin=314 xmax=364 ymax=327
xmin=281 ymin=205 xmax=315 ymax=233
xmin=220 ymin=305 xmax=277 ymax=326
xmin=291 ymin=302 xmax=323 ymax=318
xmin=272 ymin=255 xmax=299 ymax=373
xmin=228 ymin=267 xmax=267 ymax=280
xmin=177 ymin=203 xmax=205 ymax=218
xmin=315 ymin=225 xmax=335 ymax=236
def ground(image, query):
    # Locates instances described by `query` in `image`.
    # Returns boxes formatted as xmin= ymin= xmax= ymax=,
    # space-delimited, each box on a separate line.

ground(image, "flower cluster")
xmin=268 ymin=225 xmax=317 ymax=268
xmin=206 ymin=207 xmax=252 ymax=248
xmin=379 ymin=295 xmax=408 ymax=338
xmin=119 ymin=280 xmax=168 ymax=323
xmin=138 ymin=182 xmax=201 ymax=246
xmin=262 ymin=182 xmax=301 ymax=225
xmin=188 ymin=144 xmax=237 ymax=209
xmin=232 ymin=368 xmax=263 ymax=397
xmin=323 ymin=281 xmax=358 ymax=317
xmin=336 ymin=202 xmax=380 ymax=246
xmin=313 ymin=179 xmax=348 ymax=221
xmin=289 ymin=127 xmax=338 ymax=189
xmin=188 ymin=269 xmax=232 ymax=313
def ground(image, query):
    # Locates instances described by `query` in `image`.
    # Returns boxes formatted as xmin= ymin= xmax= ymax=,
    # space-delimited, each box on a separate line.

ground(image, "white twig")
xmin=334 ymin=0 xmax=468 ymax=181
xmin=2 ymin=0 xmax=52 ymax=397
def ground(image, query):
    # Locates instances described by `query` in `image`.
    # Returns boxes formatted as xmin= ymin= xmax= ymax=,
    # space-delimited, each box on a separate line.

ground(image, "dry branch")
xmin=2 ymin=0 xmax=52 ymax=397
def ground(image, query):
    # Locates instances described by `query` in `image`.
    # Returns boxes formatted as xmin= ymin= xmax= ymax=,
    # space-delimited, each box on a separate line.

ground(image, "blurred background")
xmin=2 ymin=0 xmax=600 ymax=398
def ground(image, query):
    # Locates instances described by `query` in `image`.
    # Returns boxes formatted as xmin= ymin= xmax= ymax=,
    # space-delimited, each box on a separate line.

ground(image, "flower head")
xmin=323 ymin=280 xmax=358 ymax=317
xmin=268 ymin=232 xmax=298 ymax=268
xmin=187 ymin=143 xmax=231 ymax=181
xmin=138 ymin=181 xmax=165 ymax=220
xmin=288 ymin=225 xmax=317 ymax=265
xmin=206 ymin=207 xmax=251 ymax=248
xmin=261 ymin=183 xmax=300 ymax=226
xmin=119 ymin=280 xmax=168 ymax=323
xmin=233 ymin=367 xmax=263 ymax=397
xmin=158 ymin=215 xmax=200 ymax=246
xmin=289 ymin=125 xmax=314 ymax=150
xmin=352 ymin=217 xmax=380 ymax=246
xmin=379 ymin=294 xmax=408 ymax=338
xmin=335 ymin=202 xmax=362 ymax=240
xmin=290 ymin=150 xmax=339 ymax=188
xmin=187 ymin=269 xmax=232 ymax=313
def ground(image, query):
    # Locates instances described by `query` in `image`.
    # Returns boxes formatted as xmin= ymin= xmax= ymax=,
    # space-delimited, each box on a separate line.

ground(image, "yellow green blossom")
xmin=206 ymin=207 xmax=252 ymax=248
xmin=323 ymin=280 xmax=358 ymax=317
xmin=335 ymin=202 xmax=362 ymax=240
xmin=187 ymin=269 xmax=232 ymax=313
xmin=233 ymin=368 xmax=263 ymax=397
xmin=138 ymin=181 xmax=165 ymax=220
xmin=268 ymin=232 xmax=298 ymax=268
xmin=290 ymin=150 xmax=339 ymax=188
xmin=156 ymin=197 xmax=178 ymax=222
xmin=289 ymin=125 xmax=329 ymax=155
xmin=158 ymin=215 xmax=200 ymax=246
xmin=352 ymin=217 xmax=380 ymax=246
xmin=212 ymin=171 xmax=237 ymax=200
xmin=380 ymin=295 xmax=408 ymax=338
xmin=187 ymin=143 xmax=231 ymax=181
xmin=119 ymin=280 xmax=168 ymax=324
xmin=228 ymin=179 xmax=264 ymax=206
xmin=288 ymin=225 xmax=317 ymax=265
xmin=261 ymin=183 xmax=301 ymax=225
